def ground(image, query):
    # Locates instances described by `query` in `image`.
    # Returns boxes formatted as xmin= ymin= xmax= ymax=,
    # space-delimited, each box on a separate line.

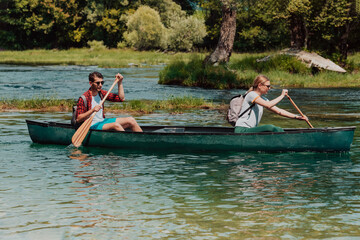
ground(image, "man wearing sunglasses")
xmin=75 ymin=71 xmax=142 ymax=132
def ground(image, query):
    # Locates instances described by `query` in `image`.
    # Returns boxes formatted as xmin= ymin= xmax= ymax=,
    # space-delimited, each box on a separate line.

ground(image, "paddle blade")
xmin=71 ymin=116 xmax=94 ymax=147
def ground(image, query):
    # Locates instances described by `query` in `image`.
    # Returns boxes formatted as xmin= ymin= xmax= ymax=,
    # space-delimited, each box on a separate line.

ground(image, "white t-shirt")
xmin=91 ymin=94 xmax=104 ymax=126
xmin=235 ymin=91 xmax=268 ymax=128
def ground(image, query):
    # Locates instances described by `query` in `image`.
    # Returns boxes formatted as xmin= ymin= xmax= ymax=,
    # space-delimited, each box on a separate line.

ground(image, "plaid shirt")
xmin=76 ymin=88 xmax=123 ymax=120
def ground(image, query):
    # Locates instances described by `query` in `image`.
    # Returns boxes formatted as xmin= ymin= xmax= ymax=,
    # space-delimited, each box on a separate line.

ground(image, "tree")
xmin=287 ymin=0 xmax=311 ymax=49
xmin=263 ymin=0 xmax=359 ymax=63
xmin=123 ymin=5 xmax=168 ymax=50
xmin=0 ymin=0 xmax=86 ymax=49
xmin=82 ymin=0 xmax=130 ymax=48
xmin=311 ymin=0 xmax=358 ymax=64
xmin=235 ymin=0 xmax=289 ymax=51
xmin=204 ymin=0 xmax=237 ymax=65
xmin=168 ymin=15 xmax=207 ymax=51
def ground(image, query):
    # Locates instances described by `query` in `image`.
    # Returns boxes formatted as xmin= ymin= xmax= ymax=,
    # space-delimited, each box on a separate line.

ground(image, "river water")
xmin=1 ymin=65 xmax=360 ymax=239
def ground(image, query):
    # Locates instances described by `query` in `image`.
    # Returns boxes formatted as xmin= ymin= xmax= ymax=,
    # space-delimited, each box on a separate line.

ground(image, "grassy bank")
xmin=0 ymin=49 xmax=359 ymax=88
xmin=230 ymin=53 xmax=360 ymax=88
xmin=0 ymin=96 xmax=222 ymax=114
xmin=160 ymin=53 xmax=360 ymax=88
xmin=0 ymin=48 xmax=201 ymax=68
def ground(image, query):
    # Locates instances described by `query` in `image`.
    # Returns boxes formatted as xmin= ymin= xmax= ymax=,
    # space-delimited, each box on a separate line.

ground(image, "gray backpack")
xmin=226 ymin=93 xmax=255 ymax=126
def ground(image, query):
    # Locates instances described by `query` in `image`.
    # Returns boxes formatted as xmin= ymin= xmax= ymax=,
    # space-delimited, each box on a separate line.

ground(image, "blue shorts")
xmin=90 ymin=118 xmax=117 ymax=130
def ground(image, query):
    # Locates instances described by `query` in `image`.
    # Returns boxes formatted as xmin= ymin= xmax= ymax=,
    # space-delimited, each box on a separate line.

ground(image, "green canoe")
xmin=26 ymin=120 xmax=355 ymax=152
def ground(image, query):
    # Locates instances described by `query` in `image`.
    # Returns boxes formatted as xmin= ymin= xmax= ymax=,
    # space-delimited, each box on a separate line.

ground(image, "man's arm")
xmin=116 ymin=73 xmax=125 ymax=101
xmin=76 ymin=97 xmax=101 ymax=123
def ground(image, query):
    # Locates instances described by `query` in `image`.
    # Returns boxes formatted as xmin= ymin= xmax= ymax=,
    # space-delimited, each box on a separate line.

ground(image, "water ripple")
xmin=1 ymin=65 xmax=360 ymax=239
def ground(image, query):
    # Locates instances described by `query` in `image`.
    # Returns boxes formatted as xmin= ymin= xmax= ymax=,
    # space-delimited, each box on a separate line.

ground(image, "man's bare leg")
xmin=102 ymin=117 xmax=142 ymax=132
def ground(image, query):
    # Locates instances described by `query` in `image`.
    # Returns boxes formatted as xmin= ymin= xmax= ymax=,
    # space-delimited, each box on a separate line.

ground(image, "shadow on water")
xmin=26 ymin=141 xmax=355 ymax=165
xmin=64 ymin=144 xmax=356 ymax=190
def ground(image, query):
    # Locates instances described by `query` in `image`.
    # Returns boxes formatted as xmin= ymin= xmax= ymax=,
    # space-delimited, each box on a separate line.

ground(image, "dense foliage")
xmin=124 ymin=6 xmax=167 ymax=50
xmin=123 ymin=3 xmax=206 ymax=51
xmin=0 ymin=0 xmax=359 ymax=60
xmin=199 ymin=0 xmax=360 ymax=62
xmin=0 ymin=0 xmax=206 ymax=51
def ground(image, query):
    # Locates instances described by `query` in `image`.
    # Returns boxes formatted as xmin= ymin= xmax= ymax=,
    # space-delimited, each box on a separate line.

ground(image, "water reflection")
xmin=63 ymin=147 xmax=359 ymax=238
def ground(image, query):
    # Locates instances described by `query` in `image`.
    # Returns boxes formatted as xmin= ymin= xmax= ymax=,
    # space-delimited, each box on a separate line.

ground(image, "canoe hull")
xmin=26 ymin=120 xmax=356 ymax=152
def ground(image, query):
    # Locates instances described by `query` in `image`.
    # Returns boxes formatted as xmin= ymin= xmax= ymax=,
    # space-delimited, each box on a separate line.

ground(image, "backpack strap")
xmin=238 ymin=93 xmax=255 ymax=118
xmin=71 ymin=94 xmax=87 ymax=126
xmin=238 ymin=102 xmax=255 ymax=118
xmin=80 ymin=94 xmax=87 ymax=109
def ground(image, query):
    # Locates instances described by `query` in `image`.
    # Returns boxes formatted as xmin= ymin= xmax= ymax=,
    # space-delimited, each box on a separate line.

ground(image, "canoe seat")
xmin=153 ymin=127 xmax=185 ymax=133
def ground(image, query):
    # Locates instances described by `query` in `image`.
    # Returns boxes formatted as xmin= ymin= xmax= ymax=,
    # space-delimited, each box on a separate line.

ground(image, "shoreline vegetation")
xmin=0 ymin=96 xmax=224 ymax=114
xmin=0 ymin=49 xmax=359 ymax=88
xmin=0 ymin=48 xmax=195 ymax=68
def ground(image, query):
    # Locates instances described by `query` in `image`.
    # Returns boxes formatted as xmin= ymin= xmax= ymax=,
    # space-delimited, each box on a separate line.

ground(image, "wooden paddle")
xmin=286 ymin=93 xmax=314 ymax=128
xmin=71 ymin=79 xmax=119 ymax=147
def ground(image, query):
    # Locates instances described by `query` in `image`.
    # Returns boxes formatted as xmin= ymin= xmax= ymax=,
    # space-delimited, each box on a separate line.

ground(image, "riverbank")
xmin=160 ymin=54 xmax=360 ymax=89
xmin=0 ymin=49 xmax=359 ymax=88
xmin=0 ymin=96 xmax=223 ymax=114
xmin=2 ymin=48 xmax=359 ymax=66
xmin=0 ymin=48 xmax=198 ymax=68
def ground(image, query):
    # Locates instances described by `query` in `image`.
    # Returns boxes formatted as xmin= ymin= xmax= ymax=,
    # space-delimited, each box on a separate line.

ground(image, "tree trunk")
xmin=339 ymin=22 xmax=350 ymax=66
xmin=303 ymin=19 xmax=309 ymax=49
xmin=289 ymin=14 xmax=306 ymax=49
xmin=204 ymin=2 xmax=236 ymax=65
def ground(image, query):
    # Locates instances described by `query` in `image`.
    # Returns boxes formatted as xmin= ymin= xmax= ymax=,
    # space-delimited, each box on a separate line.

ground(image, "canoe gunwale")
xmin=25 ymin=120 xmax=356 ymax=152
xmin=25 ymin=119 xmax=356 ymax=136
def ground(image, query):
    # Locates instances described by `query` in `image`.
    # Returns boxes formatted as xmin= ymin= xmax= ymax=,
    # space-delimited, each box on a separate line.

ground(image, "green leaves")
xmin=124 ymin=5 xmax=167 ymax=50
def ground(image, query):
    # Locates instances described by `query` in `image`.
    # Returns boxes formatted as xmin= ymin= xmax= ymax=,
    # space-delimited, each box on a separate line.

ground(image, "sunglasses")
xmin=93 ymin=81 xmax=104 ymax=85
xmin=262 ymin=84 xmax=271 ymax=89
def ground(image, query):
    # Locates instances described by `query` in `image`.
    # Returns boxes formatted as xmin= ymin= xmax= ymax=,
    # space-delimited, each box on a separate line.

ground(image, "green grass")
xmin=160 ymin=53 xmax=360 ymax=89
xmin=230 ymin=54 xmax=311 ymax=74
xmin=0 ymin=96 xmax=219 ymax=113
xmin=0 ymin=48 xmax=359 ymax=88
xmin=0 ymin=48 xmax=204 ymax=68
xmin=111 ymin=96 xmax=217 ymax=113
xmin=0 ymin=98 xmax=74 ymax=111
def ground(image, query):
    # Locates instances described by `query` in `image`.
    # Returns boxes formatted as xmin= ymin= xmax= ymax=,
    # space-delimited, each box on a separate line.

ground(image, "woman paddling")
xmin=235 ymin=75 xmax=308 ymax=133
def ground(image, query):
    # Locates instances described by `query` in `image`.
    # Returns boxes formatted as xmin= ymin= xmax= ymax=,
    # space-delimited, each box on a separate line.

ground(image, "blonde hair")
xmin=246 ymin=75 xmax=269 ymax=93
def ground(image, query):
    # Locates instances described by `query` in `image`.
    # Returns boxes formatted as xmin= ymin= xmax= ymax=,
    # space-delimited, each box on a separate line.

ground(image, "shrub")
xmin=87 ymin=40 xmax=107 ymax=51
xmin=116 ymin=41 xmax=127 ymax=49
xmin=168 ymin=16 xmax=207 ymax=51
xmin=147 ymin=0 xmax=186 ymax=28
xmin=124 ymin=6 xmax=168 ymax=50
xmin=159 ymin=60 xmax=190 ymax=85
xmin=230 ymin=54 xmax=311 ymax=74
xmin=159 ymin=56 xmax=249 ymax=89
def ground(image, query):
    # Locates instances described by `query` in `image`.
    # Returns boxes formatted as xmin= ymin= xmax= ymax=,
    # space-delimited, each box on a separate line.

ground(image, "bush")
xmin=116 ymin=41 xmax=127 ymax=49
xmin=124 ymin=6 xmax=168 ymax=50
xmin=148 ymin=0 xmax=186 ymax=28
xmin=87 ymin=40 xmax=107 ymax=51
xmin=168 ymin=16 xmax=207 ymax=51
xmin=230 ymin=54 xmax=311 ymax=74
xmin=159 ymin=60 xmax=190 ymax=85
xmin=159 ymin=56 xmax=249 ymax=89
